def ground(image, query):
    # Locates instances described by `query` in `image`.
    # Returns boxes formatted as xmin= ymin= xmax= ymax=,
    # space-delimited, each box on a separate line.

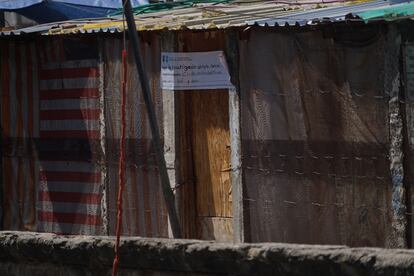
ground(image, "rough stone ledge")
xmin=0 ymin=231 xmax=414 ymax=275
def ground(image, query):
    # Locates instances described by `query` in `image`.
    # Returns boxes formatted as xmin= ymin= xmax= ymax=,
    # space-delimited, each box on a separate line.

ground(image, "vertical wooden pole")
xmin=225 ymin=30 xmax=244 ymax=243
xmin=386 ymin=25 xmax=407 ymax=248
xmin=98 ymin=36 xmax=109 ymax=235
xmin=161 ymin=31 xmax=180 ymax=238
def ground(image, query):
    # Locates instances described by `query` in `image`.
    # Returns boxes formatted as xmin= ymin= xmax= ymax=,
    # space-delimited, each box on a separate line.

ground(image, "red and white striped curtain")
xmin=36 ymin=38 xmax=104 ymax=235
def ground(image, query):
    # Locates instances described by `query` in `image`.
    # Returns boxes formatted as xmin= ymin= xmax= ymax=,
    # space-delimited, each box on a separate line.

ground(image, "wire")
xmin=109 ymin=0 xmax=234 ymax=16
xmin=112 ymin=1 xmax=128 ymax=276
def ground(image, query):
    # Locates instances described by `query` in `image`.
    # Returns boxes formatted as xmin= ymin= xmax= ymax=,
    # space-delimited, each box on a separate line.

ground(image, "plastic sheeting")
xmin=0 ymin=0 xmax=148 ymax=23
xmin=0 ymin=0 xmax=147 ymax=9
xmin=239 ymin=27 xmax=393 ymax=246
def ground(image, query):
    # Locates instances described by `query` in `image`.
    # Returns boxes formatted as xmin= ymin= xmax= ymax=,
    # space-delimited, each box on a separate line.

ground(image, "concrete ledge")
xmin=0 ymin=231 xmax=414 ymax=275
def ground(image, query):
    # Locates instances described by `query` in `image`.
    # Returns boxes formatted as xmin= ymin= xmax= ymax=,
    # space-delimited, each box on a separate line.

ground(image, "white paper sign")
xmin=161 ymin=51 xmax=232 ymax=90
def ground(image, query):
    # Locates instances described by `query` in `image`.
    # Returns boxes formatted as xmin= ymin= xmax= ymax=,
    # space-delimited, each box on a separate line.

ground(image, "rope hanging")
xmin=112 ymin=3 xmax=128 ymax=275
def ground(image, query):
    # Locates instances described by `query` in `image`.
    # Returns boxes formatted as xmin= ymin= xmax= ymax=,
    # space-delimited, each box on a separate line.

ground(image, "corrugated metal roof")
xmin=0 ymin=1 xmax=319 ymax=35
xmin=0 ymin=0 xmax=413 ymax=36
xmin=1 ymin=23 xmax=58 ymax=36
xmin=250 ymin=0 xmax=412 ymax=26
xmin=80 ymin=2 xmax=339 ymax=32
xmin=0 ymin=17 xmax=119 ymax=36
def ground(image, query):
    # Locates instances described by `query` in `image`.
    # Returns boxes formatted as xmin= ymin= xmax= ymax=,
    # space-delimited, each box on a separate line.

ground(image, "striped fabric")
xmin=37 ymin=54 xmax=104 ymax=235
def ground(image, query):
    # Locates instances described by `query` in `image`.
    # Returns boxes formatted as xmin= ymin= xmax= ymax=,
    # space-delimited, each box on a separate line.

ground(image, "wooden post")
xmin=161 ymin=31 xmax=180 ymax=238
xmin=98 ymin=36 xmax=109 ymax=235
xmin=386 ymin=25 xmax=407 ymax=248
xmin=225 ymin=30 xmax=244 ymax=243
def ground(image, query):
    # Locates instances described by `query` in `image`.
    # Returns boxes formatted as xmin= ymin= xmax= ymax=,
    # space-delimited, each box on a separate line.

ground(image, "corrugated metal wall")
xmin=0 ymin=35 xmax=168 ymax=237
xmin=0 ymin=39 xmax=38 ymax=231
xmin=103 ymin=36 xmax=168 ymax=237
xmin=239 ymin=27 xmax=394 ymax=246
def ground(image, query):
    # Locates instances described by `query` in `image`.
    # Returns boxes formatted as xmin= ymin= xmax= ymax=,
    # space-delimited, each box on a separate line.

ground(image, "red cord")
xmin=112 ymin=48 xmax=128 ymax=276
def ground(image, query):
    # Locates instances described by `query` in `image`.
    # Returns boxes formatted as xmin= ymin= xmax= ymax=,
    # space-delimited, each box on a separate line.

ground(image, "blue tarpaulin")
xmin=0 ymin=0 xmax=148 ymax=23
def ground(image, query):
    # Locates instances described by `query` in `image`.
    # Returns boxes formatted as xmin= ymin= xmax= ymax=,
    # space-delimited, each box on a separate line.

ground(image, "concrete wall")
xmin=0 ymin=231 xmax=413 ymax=275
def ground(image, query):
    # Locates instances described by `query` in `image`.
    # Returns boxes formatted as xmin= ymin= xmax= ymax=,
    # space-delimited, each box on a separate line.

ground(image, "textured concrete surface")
xmin=0 ymin=231 xmax=414 ymax=275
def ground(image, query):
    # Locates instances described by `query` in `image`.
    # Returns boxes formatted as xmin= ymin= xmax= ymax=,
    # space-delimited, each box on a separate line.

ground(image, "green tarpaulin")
xmin=357 ymin=1 xmax=414 ymax=21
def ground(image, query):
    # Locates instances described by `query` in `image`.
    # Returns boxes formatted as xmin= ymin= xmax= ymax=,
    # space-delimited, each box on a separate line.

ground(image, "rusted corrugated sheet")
xmin=239 ymin=27 xmax=393 ymax=246
xmin=0 ymin=35 xmax=168 ymax=237
xmin=102 ymin=36 xmax=168 ymax=237
xmin=0 ymin=40 xmax=38 ymax=231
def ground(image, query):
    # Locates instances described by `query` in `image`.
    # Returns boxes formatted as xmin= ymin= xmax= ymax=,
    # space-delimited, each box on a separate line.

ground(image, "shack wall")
xmin=0 ymin=23 xmax=412 ymax=247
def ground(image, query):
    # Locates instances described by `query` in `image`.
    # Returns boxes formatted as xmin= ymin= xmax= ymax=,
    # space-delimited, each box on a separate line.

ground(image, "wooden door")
xmin=177 ymin=31 xmax=233 ymax=241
